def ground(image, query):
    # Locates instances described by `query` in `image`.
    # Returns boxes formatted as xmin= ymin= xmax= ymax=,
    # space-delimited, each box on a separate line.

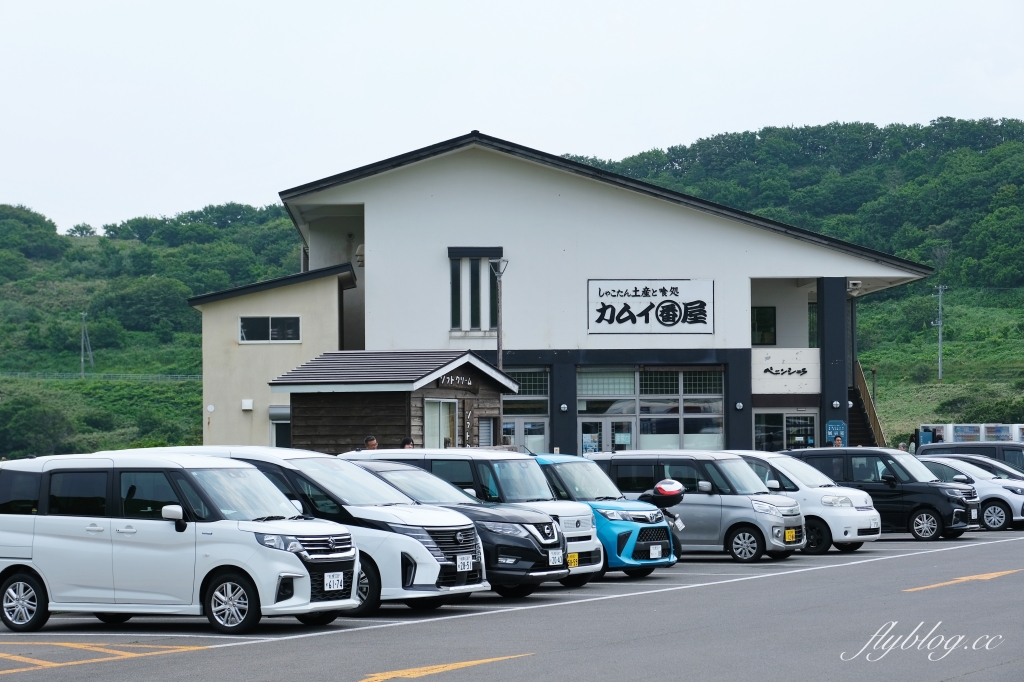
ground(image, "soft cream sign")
xmin=587 ymin=279 xmax=714 ymax=334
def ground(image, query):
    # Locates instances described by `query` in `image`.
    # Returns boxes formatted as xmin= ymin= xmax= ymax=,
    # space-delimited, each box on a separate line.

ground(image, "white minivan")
xmin=101 ymin=446 xmax=490 ymax=614
xmin=0 ymin=453 xmax=360 ymax=633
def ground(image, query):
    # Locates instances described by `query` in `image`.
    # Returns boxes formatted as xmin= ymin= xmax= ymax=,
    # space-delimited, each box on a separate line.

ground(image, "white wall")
xmin=291 ymin=146 xmax=918 ymax=354
xmin=308 ymin=216 xmax=365 ymax=349
xmin=750 ymin=278 xmax=813 ymax=348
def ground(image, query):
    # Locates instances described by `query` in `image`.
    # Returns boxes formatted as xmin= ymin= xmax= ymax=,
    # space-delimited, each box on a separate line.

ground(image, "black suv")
xmin=916 ymin=442 xmax=1024 ymax=472
xmin=784 ymin=447 xmax=980 ymax=540
xmin=354 ymin=460 xmax=570 ymax=598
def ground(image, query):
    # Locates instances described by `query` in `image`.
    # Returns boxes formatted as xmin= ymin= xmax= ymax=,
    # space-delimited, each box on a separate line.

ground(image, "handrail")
xmin=855 ymin=361 xmax=886 ymax=447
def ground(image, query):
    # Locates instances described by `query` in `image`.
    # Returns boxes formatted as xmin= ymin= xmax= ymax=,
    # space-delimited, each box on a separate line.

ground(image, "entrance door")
xmin=425 ymin=400 xmax=458 ymax=448
xmin=501 ymin=419 xmax=549 ymax=452
xmin=754 ymin=412 xmax=817 ymax=451
xmin=578 ymin=418 xmax=635 ymax=454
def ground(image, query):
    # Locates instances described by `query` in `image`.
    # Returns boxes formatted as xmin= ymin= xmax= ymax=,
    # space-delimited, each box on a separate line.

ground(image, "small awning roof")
xmin=269 ymin=350 xmax=520 ymax=394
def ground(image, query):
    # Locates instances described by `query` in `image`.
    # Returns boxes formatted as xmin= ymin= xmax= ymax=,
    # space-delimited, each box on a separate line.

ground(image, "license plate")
xmin=870 ymin=518 xmax=880 ymax=528
xmin=784 ymin=529 xmax=796 ymax=542
xmin=673 ymin=517 xmax=685 ymax=531
xmin=456 ymin=554 xmax=473 ymax=572
xmin=324 ymin=572 xmax=344 ymax=591
xmin=650 ymin=545 xmax=662 ymax=559
xmin=971 ymin=509 xmax=978 ymax=520
xmin=567 ymin=552 xmax=579 ymax=568
xmin=549 ymin=549 xmax=563 ymax=566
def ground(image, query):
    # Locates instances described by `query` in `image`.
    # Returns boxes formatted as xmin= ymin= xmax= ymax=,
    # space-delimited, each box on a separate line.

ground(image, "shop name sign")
xmin=587 ymin=279 xmax=714 ymax=334
xmin=437 ymin=372 xmax=478 ymax=393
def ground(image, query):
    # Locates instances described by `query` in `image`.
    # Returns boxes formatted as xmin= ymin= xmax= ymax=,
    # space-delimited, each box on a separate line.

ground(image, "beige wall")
xmin=196 ymin=276 xmax=341 ymax=445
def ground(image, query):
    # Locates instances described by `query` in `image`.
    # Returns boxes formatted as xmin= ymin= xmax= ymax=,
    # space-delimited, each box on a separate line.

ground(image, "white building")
xmin=190 ymin=131 xmax=929 ymax=454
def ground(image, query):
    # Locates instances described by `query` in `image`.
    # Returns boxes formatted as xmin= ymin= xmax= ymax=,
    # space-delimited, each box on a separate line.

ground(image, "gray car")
xmin=920 ymin=457 xmax=1024 ymax=531
xmin=587 ymin=451 xmax=806 ymax=562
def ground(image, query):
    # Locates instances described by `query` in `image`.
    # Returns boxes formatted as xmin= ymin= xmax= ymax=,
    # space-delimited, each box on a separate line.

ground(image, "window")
xmin=48 ymin=471 xmax=107 ymax=517
xmin=239 ymin=316 xmax=300 ymax=342
xmin=470 ymin=258 xmax=481 ymax=329
xmin=120 ymin=472 xmax=181 ymax=519
xmin=261 ymin=470 xmax=299 ymax=500
xmin=507 ymin=371 xmax=548 ymax=396
xmin=806 ymin=456 xmax=845 ymax=481
xmin=544 ymin=469 xmax=572 ymax=501
xmin=1004 ymin=449 xmax=1024 ymax=469
xmin=744 ymin=459 xmax=774 ymax=485
xmin=274 ymin=423 xmax=291 ymax=448
xmin=923 ymin=461 xmax=960 ymax=483
xmin=0 ymin=471 xmax=40 ymax=515
xmin=850 ymin=456 xmax=890 ymax=483
xmin=450 ymin=256 xmax=492 ymax=332
xmin=664 ymin=461 xmax=704 ymax=492
xmin=425 ymin=400 xmax=458 ymax=448
xmin=431 ymin=460 xmax=475 ymax=489
xmin=751 ymin=307 xmax=776 ymax=346
xmin=808 ymin=302 xmax=818 ymax=348
xmin=614 ymin=464 xmax=655 ymax=493
xmin=294 ymin=477 xmax=342 ymax=517
xmin=476 ymin=463 xmax=501 ymax=501
xmin=170 ymin=473 xmax=210 ymax=520
xmin=450 ymin=259 xmax=461 ymax=329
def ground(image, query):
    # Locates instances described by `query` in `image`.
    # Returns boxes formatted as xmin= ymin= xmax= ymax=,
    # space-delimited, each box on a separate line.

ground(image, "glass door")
xmin=501 ymin=418 xmax=549 ymax=452
xmin=785 ymin=415 xmax=815 ymax=450
xmin=580 ymin=421 xmax=603 ymax=454
xmin=425 ymin=399 xmax=458 ymax=449
xmin=753 ymin=411 xmax=816 ymax=451
xmin=579 ymin=418 xmax=636 ymax=454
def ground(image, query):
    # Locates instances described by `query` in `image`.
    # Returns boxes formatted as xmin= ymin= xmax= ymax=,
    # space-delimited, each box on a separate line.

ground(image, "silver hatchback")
xmin=587 ymin=451 xmax=806 ymax=562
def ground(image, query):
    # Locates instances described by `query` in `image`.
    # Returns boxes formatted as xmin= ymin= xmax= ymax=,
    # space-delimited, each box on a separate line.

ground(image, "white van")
xmin=0 ymin=453 xmax=359 ymax=633
xmin=99 ymin=447 xmax=490 ymax=614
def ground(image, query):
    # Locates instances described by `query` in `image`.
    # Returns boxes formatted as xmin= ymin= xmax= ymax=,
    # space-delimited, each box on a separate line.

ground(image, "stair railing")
xmin=855 ymin=360 xmax=886 ymax=447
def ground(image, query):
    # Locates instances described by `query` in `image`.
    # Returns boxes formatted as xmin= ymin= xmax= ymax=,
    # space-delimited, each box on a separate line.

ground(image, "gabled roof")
xmin=269 ymin=349 xmax=520 ymax=394
xmin=280 ymin=131 xmax=931 ymax=277
xmin=188 ymin=262 xmax=357 ymax=308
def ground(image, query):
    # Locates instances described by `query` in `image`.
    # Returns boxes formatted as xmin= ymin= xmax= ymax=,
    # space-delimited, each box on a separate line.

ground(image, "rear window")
xmin=49 ymin=471 xmax=107 ymax=517
xmin=0 ymin=470 xmax=40 ymax=515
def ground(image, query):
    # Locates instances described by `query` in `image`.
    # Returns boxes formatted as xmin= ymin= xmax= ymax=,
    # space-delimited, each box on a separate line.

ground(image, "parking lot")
xmin=0 ymin=531 xmax=1021 ymax=682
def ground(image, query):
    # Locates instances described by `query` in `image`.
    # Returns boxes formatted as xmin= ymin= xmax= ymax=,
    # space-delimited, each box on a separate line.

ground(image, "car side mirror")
xmin=463 ymin=488 xmax=478 ymax=498
xmin=162 ymin=504 xmax=187 ymax=532
xmin=291 ymin=499 xmax=304 ymax=513
xmin=881 ymin=473 xmax=897 ymax=486
xmin=697 ymin=480 xmax=712 ymax=493
xmin=766 ymin=480 xmax=780 ymax=490
xmin=952 ymin=474 xmax=970 ymax=484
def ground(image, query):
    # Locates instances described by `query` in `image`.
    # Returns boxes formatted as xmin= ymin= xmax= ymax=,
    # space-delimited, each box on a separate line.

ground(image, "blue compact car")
xmin=535 ymin=454 xmax=676 ymax=578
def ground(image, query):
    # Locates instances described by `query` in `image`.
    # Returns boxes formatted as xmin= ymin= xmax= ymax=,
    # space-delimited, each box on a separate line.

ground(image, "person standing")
xmin=833 ymin=435 xmax=843 ymax=448
xmin=364 ymin=435 xmax=378 ymax=450
xmin=400 ymin=437 xmax=415 ymax=449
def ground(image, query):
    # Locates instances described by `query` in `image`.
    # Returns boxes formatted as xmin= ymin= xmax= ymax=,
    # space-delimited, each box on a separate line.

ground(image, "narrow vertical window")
xmin=450 ymin=259 xmax=461 ymax=329
xmin=489 ymin=263 xmax=498 ymax=329
xmin=470 ymin=258 xmax=481 ymax=329
xmin=751 ymin=307 xmax=777 ymax=346
xmin=808 ymin=302 xmax=818 ymax=348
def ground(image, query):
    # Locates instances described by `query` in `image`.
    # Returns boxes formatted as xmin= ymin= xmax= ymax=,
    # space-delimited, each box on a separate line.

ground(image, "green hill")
xmin=3 ymin=117 xmax=1024 ymax=455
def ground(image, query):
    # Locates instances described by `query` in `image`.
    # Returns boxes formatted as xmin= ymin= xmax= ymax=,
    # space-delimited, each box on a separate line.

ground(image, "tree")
xmin=68 ymin=223 xmax=97 ymax=237
xmin=0 ymin=396 xmax=74 ymax=458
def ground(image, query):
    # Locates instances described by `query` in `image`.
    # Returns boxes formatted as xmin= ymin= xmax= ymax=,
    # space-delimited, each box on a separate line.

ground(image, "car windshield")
xmin=188 ymin=468 xmax=298 ymax=521
xmin=291 ymin=458 xmax=414 ymax=506
xmin=889 ymin=453 xmax=938 ymax=482
xmin=377 ymin=469 xmax=478 ymax=505
xmin=551 ymin=461 xmax=623 ymax=501
xmin=712 ymin=459 xmax=770 ymax=495
xmin=935 ymin=459 xmax=996 ymax=480
xmin=490 ymin=459 xmax=554 ymax=503
xmin=772 ymin=457 xmax=836 ymax=488
xmin=978 ymin=459 xmax=1024 ymax=478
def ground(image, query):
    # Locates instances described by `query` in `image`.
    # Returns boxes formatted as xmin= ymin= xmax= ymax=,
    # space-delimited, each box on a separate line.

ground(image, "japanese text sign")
xmin=587 ymin=279 xmax=714 ymax=334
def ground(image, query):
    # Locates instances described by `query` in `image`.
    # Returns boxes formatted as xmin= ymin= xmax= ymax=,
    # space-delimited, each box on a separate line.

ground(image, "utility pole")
xmin=931 ymin=286 xmax=949 ymax=383
xmin=489 ymin=258 xmax=509 ymax=445
xmin=80 ymin=312 xmax=94 ymax=379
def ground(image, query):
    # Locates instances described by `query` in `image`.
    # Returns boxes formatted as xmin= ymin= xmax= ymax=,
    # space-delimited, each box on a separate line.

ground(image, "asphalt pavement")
xmin=1 ymin=530 xmax=1022 ymax=682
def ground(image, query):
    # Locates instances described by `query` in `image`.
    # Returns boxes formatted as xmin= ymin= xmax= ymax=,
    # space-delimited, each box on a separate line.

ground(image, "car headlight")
xmin=596 ymin=508 xmax=632 ymax=521
xmin=821 ymin=495 xmax=853 ymax=507
xmin=478 ymin=521 xmax=530 ymax=537
xmin=1002 ymin=485 xmax=1024 ymax=496
xmin=751 ymin=500 xmax=782 ymax=517
xmin=941 ymin=488 xmax=965 ymax=498
xmin=388 ymin=524 xmax=446 ymax=561
xmin=254 ymin=533 xmax=304 ymax=553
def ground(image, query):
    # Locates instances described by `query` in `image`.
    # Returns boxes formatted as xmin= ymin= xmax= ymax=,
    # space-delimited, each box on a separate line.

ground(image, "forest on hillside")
xmin=2 ymin=117 xmax=1024 ymax=456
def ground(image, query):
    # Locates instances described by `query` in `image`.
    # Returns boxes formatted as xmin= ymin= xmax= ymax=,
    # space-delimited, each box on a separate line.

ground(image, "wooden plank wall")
xmin=291 ymin=392 xmax=410 ymax=454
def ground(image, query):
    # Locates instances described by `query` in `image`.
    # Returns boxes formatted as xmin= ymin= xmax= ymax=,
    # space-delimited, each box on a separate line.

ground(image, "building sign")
xmin=751 ymin=348 xmax=819 ymax=394
xmin=437 ymin=372 xmax=479 ymax=393
xmin=587 ymin=280 xmax=714 ymax=334
xmin=825 ymin=420 xmax=847 ymax=445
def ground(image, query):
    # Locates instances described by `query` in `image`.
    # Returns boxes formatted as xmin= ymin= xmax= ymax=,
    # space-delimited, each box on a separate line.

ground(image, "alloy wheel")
xmin=211 ymin=582 xmax=249 ymax=627
xmin=983 ymin=505 xmax=1006 ymax=529
xmin=913 ymin=513 xmax=938 ymax=538
xmin=732 ymin=532 xmax=758 ymax=560
xmin=357 ymin=571 xmax=370 ymax=602
xmin=3 ymin=582 xmax=37 ymax=626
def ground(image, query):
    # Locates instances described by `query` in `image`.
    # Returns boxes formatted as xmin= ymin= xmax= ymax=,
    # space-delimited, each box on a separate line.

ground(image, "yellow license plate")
xmin=567 ymin=553 xmax=579 ymax=568
xmin=785 ymin=529 xmax=795 ymax=542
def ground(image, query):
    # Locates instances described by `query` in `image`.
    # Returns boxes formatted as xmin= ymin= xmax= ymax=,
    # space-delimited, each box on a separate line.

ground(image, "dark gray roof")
xmin=280 ymin=131 xmax=931 ymax=277
xmin=270 ymin=350 xmax=519 ymax=393
xmin=188 ymin=263 xmax=357 ymax=307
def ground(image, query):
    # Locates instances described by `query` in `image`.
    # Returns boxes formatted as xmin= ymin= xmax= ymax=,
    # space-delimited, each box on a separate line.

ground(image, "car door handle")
xmin=85 ymin=524 xmax=105 ymax=532
xmin=115 ymin=527 xmax=137 ymax=534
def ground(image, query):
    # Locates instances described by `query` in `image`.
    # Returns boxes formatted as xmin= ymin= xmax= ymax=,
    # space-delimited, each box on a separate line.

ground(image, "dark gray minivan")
xmin=916 ymin=442 xmax=1024 ymax=472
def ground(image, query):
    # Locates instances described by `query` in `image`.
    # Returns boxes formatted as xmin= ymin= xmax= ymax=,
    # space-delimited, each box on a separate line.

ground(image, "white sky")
xmin=3 ymin=1 xmax=1023 ymax=231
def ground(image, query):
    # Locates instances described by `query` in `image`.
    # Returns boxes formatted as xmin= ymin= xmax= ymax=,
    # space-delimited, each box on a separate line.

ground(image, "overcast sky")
xmin=3 ymin=1 xmax=1023 ymax=231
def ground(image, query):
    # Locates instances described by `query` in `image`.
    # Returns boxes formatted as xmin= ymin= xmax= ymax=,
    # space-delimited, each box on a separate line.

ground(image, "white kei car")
xmin=731 ymin=451 xmax=882 ymax=554
xmin=103 ymin=447 xmax=490 ymax=614
xmin=0 ymin=453 xmax=359 ymax=634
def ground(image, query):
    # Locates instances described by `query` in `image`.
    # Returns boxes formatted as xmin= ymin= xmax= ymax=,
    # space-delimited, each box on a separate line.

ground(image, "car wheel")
xmin=982 ymin=501 xmax=1011 ymax=531
xmin=295 ymin=611 xmax=339 ymax=626
xmin=204 ymin=573 xmax=262 ymax=634
xmin=346 ymin=559 xmax=382 ymax=617
xmin=909 ymin=510 xmax=943 ymax=541
xmin=726 ymin=527 xmax=764 ymax=562
xmin=1 ymin=574 xmax=49 ymax=632
xmin=622 ymin=567 xmax=656 ymax=578
xmin=403 ymin=597 xmax=449 ymax=611
xmin=942 ymin=530 xmax=964 ymax=539
xmin=492 ymin=584 xmax=536 ymax=599
xmin=801 ymin=518 xmax=833 ymax=555
xmin=94 ymin=613 xmax=133 ymax=625
xmin=766 ymin=551 xmax=794 ymax=560
xmin=833 ymin=542 xmax=863 ymax=552
xmin=558 ymin=574 xmax=592 ymax=588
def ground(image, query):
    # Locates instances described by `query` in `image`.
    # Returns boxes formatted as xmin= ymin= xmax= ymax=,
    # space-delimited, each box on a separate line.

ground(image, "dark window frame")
xmin=239 ymin=316 xmax=302 ymax=343
xmin=751 ymin=306 xmax=777 ymax=346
